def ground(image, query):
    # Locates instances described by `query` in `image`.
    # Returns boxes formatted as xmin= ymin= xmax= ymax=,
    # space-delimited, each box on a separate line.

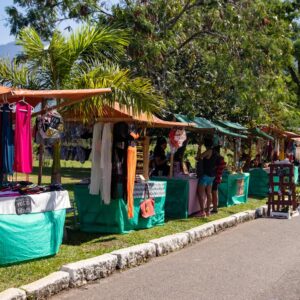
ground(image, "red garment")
xmin=14 ymin=102 xmax=33 ymax=174
xmin=214 ymin=156 xmax=226 ymax=184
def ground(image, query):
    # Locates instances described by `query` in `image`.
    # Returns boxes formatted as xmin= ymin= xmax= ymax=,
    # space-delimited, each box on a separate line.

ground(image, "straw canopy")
xmin=63 ymin=103 xmax=191 ymax=128
xmin=0 ymin=86 xmax=112 ymax=107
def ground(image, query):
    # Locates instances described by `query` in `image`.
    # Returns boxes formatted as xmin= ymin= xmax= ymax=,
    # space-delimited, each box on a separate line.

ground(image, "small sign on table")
xmin=15 ymin=196 xmax=32 ymax=215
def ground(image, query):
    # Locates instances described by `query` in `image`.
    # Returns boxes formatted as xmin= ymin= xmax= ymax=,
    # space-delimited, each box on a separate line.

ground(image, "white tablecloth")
xmin=0 ymin=190 xmax=71 ymax=215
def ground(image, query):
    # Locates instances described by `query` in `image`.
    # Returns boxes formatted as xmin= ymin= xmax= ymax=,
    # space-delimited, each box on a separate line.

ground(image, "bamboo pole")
xmin=143 ymin=136 xmax=150 ymax=180
xmin=37 ymin=100 xmax=46 ymax=185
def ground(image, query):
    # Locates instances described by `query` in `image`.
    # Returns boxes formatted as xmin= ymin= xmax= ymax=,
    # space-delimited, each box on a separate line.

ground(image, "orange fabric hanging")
xmin=127 ymin=146 xmax=137 ymax=219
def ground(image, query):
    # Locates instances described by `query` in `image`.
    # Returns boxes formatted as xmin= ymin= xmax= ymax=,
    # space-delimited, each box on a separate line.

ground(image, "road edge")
xmin=0 ymin=205 xmax=268 ymax=300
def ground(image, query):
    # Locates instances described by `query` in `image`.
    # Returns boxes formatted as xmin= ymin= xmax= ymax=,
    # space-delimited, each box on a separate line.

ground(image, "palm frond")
xmin=65 ymin=60 xmax=164 ymax=118
xmin=16 ymin=27 xmax=47 ymax=71
xmin=67 ymin=25 xmax=129 ymax=65
xmin=0 ymin=58 xmax=38 ymax=89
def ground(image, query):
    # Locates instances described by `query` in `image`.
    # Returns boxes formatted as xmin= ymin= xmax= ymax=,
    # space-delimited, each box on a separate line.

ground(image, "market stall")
xmin=0 ymin=189 xmax=70 ymax=265
xmin=153 ymin=114 xmax=249 ymax=219
xmin=0 ymin=85 xmax=110 ymax=265
xmin=247 ymin=126 xmax=300 ymax=197
xmin=63 ymin=104 xmax=190 ymax=233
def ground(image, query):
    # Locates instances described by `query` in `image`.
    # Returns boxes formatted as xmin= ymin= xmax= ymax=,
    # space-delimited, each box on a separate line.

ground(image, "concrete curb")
xmin=111 ymin=243 xmax=156 ymax=269
xmin=20 ymin=271 xmax=69 ymax=300
xmin=150 ymin=232 xmax=190 ymax=256
xmin=2 ymin=205 xmax=268 ymax=299
xmin=61 ymin=254 xmax=117 ymax=287
xmin=0 ymin=288 xmax=26 ymax=300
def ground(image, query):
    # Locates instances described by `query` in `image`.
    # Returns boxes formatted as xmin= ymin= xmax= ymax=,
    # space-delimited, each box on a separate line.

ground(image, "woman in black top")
xmin=196 ymin=138 xmax=218 ymax=217
xmin=152 ymin=137 xmax=170 ymax=176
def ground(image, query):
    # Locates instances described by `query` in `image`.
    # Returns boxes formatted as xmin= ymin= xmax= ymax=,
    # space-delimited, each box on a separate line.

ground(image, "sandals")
xmin=196 ymin=211 xmax=206 ymax=218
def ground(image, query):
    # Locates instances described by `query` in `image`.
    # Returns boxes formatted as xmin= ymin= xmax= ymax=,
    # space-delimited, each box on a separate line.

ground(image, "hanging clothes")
xmin=100 ymin=123 xmax=113 ymax=205
xmin=0 ymin=107 xmax=2 ymax=178
xmin=127 ymin=146 xmax=137 ymax=219
xmin=89 ymin=123 xmax=103 ymax=195
xmin=14 ymin=102 xmax=32 ymax=174
xmin=127 ymin=124 xmax=140 ymax=219
xmin=1 ymin=104 xmax=14 ymax=175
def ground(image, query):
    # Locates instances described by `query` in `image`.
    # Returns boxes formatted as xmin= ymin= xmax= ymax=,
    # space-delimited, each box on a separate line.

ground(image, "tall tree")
xmin=0 ymin=25 xmax=163 ymax=183
xmin=5 ymin=0 xmax=109 ymax=40
xmin=99 ymin=0 xmax=297 ymax=127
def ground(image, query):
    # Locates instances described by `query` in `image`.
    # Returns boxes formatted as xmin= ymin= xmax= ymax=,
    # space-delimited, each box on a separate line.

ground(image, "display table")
xmin=249 ymin=166 xmax=298 ymax=197
xmin=152 ymin=177 xmax=200 ymax=218
xmin=74 ymin=181 xmax=167 ymax=234
xmin=218 ymin=172 xmax=250 ymax=207
xmin=0 ymin=190 xmax=70 ymax=266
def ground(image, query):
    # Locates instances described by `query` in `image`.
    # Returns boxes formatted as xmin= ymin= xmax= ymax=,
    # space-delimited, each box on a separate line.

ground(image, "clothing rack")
xmin=0 ymin=98 xmax=34 ymax=113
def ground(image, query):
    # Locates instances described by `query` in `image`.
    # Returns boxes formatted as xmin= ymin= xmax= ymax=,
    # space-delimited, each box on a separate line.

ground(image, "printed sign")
xmin=15 ymin=196 xmax=32 ymax=215
xmin=236 ymin=178 xmax=245 ymax=196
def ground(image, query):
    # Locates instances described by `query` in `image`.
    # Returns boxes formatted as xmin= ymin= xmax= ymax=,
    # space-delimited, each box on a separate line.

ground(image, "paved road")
xmin=54 ymin=217 xmax=300 ymax=300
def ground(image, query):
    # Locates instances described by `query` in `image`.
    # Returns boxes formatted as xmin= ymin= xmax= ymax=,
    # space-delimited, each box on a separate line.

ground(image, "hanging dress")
xmin=89 ymin=123 xmax=104 ymax=195
xmin=127 ymin=125 xmax=140 ymax=219
xmin=14 ymin=102 xmax=33 ymax=174
xmin=100 ymin=123 xmax=113 ymax=205
xmin=1 ymin=104 xmax=14 ymax=175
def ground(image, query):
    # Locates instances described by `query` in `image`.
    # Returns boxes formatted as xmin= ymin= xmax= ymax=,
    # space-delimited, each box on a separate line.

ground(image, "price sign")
xmin=15 ymin=196 xmax=32 ymax=215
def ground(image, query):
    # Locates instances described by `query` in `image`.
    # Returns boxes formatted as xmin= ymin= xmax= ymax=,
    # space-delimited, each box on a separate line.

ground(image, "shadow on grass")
xmin=64 ymin=228 xmax=117 ymax=246
xmin=0 ymin=254 xmax=56 ymax=268
xmin=32 ymin=166 xmax=90 ymax=180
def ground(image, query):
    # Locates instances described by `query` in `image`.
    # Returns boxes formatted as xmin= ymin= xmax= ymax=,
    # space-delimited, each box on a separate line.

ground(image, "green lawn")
xmin=0 ymin=162 xmax=266 ymax=292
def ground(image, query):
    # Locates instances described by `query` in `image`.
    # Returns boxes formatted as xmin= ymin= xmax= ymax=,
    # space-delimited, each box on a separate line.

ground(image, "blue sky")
xmin=0 ymin=0 xmax=119 ymax=45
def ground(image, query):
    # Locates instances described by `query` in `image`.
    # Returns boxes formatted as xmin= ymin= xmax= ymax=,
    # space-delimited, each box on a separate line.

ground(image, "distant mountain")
xmin=0 ymin=42 xmax=22 ymax=59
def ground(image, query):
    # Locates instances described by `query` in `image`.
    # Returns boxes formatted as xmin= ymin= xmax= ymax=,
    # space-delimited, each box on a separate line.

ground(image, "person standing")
xmin=152 ymin=137 xmax=170 ymax=176
xmin=196 ymin=138 xmax=218 ymax=217
xmin=211 ymin=146 xmax=226 ymax=214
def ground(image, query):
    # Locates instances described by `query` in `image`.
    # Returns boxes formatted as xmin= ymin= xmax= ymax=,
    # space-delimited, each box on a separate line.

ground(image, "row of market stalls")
xmin=0 ymin=84 xmax=299 ymax=266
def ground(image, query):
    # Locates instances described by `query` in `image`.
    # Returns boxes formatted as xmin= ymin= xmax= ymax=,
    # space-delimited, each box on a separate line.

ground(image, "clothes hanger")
xmin=0 ymin=95 xmax=9 ymax=112
xmin=17 ymin=97 xmax=34 ymax=113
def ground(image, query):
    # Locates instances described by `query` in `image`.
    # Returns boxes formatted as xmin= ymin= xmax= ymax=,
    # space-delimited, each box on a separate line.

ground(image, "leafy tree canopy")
xmin=5 ymin=0 xmax=109 ymax=40
xmin=5 ymin=0 xmax=300 ymax=128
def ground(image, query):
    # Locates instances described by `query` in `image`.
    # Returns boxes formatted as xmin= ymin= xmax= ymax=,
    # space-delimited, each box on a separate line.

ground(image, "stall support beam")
xmin=38 ymin=100 xmax=46 ymax=185
xmin=143 ymin=136 xmax=150 ymax=180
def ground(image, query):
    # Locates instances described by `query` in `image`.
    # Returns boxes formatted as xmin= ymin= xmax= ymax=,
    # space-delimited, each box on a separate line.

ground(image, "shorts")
xmin=198 ymin=175 xmax=215 ymax=186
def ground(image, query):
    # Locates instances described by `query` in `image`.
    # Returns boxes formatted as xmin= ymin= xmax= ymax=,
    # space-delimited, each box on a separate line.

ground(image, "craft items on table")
xmin=0 ymin=181 xmax=70 ymax=265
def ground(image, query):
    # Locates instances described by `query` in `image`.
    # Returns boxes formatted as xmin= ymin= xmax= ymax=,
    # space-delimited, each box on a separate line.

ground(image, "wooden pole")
xmin=169 ymin=153 xmax=174 ymax=177
xmin=143 ymin=136 xmax=150 ymax=180
xmin=37 ymin=100 xmax=46 ymax=185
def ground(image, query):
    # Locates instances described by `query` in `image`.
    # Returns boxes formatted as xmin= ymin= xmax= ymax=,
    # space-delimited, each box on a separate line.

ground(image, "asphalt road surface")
xmin=54 ymin=217 xmax=300 ymax=300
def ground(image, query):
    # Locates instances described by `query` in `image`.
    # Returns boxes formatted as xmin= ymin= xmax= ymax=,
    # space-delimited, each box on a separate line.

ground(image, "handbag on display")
xmin=140 ymin=183 xmax=155 ymax=218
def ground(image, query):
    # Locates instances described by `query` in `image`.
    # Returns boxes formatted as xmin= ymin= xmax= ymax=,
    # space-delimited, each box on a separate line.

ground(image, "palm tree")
xmin=0 ymin=25 xmax=164 ymax=183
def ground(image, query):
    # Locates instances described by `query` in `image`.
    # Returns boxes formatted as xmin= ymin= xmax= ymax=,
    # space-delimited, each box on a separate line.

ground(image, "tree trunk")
xmin=51 ymin=140 xmax=61 ymax=184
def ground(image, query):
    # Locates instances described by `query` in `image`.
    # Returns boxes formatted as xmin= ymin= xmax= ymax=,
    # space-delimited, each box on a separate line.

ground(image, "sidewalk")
xmin=53 ymin=216 xmax=300 ymax=300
